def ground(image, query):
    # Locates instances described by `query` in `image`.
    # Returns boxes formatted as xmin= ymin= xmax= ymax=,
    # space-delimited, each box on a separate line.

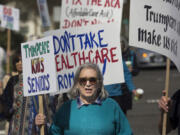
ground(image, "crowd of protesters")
xmin=0 ymin=36 xmax=179 ymax=135
xmin=0 ymin=34 xmax=142 ymax=135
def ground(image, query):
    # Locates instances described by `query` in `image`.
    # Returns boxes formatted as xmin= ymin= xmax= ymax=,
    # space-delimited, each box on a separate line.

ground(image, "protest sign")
xmin=37 ymin=0 xmax=51 ymax=27
xmin=45 ymin=23 xmax=124 ymax=93
xmin=129 ymin=0 xmax=180 ymax=71
xmin=21 ymin=36 xmax=58 ymax=96
xmin=60 ymin=0 xmax=123 ymax=30
xmin=0 ymin=5 xmax=19 ymax=31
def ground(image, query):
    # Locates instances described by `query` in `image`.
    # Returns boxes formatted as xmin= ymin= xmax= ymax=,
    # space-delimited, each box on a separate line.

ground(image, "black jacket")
xmin=169 ymin=89 xmax=180 ymax=134
xmin=0 ymin=75 xmax=19 ymax=120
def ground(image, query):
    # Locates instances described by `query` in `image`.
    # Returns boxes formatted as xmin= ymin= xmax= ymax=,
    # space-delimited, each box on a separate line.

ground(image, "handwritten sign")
xmin=21 ymin=36 xmax=57 ymax=96
xmin=60 ymin=0 xmax=123 ymax=30
xmin=45 ymin=23 xmax=124 ymax=93
xmin=129 ymin=0 xmax=180 ymax=71
xmin=0 ymin=5 xmax=19 ymax=31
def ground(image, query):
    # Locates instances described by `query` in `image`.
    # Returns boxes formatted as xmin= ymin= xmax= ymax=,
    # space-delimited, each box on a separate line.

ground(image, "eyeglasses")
xmin=79 ymin=77 xmax=97 ymax=86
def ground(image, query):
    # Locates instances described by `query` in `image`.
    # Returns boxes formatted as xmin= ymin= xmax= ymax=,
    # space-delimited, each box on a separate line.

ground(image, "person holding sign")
xmin=120 ymin=36 xmax=140 ymax=112
xmin=158 ymin=89 xmax=180 ymax=134
xmin=121 ymin=37 xmax=139 ymax=77
xmin=0 ymin=50 xmax=43 ymax=135
xmin=36 ymin=63 xmax=133 ymax=135
xmin=104 ymin=61 xmax=136 ymax=115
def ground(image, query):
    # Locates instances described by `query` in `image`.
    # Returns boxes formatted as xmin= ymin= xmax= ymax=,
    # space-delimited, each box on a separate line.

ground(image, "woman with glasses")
xmin=36 ymin=63 xmax=133 ymax=135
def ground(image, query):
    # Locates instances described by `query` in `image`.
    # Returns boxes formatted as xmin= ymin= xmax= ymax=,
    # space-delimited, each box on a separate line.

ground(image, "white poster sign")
xmin=21 ymin=36 xmax=57 ymax=96
xmin=37 ymin=0 xmax=51 ymax=27
xmin=45 ymin=23 xmax=124 ymax=93
xmin=60 ymin=0 xmax=123 ymax=31
xmin=129 ymin=0 xmax=180 ymax=71
xmin=0 ymin=5 xmax=19 ymax=31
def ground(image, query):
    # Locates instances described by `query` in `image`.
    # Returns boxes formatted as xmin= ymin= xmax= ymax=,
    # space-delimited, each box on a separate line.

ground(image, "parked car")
xmin=135 ymin=48 xmax=166 ymax=68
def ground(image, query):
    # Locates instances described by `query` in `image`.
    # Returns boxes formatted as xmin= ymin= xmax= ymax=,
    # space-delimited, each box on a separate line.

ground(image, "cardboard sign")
xmin=60 ymin=0 xmax=123 ymax=30
xmin=21 ymin=36 xmax=57 ymax=96
xmin=45 ymin=23 xmax=124 ymax=93
xmin=0 ymin=5 xmax=19 ymax=31
xmin=129 ymin=0 xmax=180 ymax=71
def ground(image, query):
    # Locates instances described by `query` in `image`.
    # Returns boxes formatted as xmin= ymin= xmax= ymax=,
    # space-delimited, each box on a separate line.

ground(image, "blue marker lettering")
xmin=98 ymin=30 xmax=108 ymax=47
xmin=84 ymin=33 xmax=92 ymax=49
xmin=77 ymin=33 xmax=85 ymax=49
xmin=57 ymin=72 xmax=74 ymax=90
xmin=64 ymin=74 xmax=68 ymax=89
xmin=90 ymin=32 xmax=99 ymax=48
xmin=53 ymin=36 xmax=60 ymax=55
xmin=57 ymin=75 xmax=64 ymax=89
xmin=28 ymin=77 xmax=32 ymax=93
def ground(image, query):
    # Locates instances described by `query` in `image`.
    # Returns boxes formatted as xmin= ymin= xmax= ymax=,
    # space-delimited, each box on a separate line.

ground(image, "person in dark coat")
xmin=121 ymin=36 xmax=140 ymax=77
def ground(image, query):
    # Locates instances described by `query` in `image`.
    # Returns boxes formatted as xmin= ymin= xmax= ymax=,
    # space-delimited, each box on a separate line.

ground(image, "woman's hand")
xmin=35 ymin=113 xmax=46 ymax=126
xmin=132 ymin=89 xmax=137 ymax=96
xmin=128 ymin=66 xmax=133 ymax=72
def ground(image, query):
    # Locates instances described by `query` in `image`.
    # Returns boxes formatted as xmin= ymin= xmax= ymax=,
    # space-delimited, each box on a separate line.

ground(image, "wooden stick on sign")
xmin=39 ymin=95 xmax=44 ymax=135
xmin=6 ymin=29 xmax=11 ymax=74
xmin=162 ymin=58 xmax=170 ymax=135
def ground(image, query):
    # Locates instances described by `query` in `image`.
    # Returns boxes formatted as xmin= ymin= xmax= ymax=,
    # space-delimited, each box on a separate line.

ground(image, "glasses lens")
xmin=89 ymin=77 xmax=97 ymax=85
xmin=79 ymin=78 xmax=87 ymax=86
xmin=79 ymin=77 xmax=97 ymax=86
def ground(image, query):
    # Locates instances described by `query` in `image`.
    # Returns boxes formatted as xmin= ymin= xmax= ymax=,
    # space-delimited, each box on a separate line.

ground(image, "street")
xmin=128 ymin=67 xmax=180 ymax=135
